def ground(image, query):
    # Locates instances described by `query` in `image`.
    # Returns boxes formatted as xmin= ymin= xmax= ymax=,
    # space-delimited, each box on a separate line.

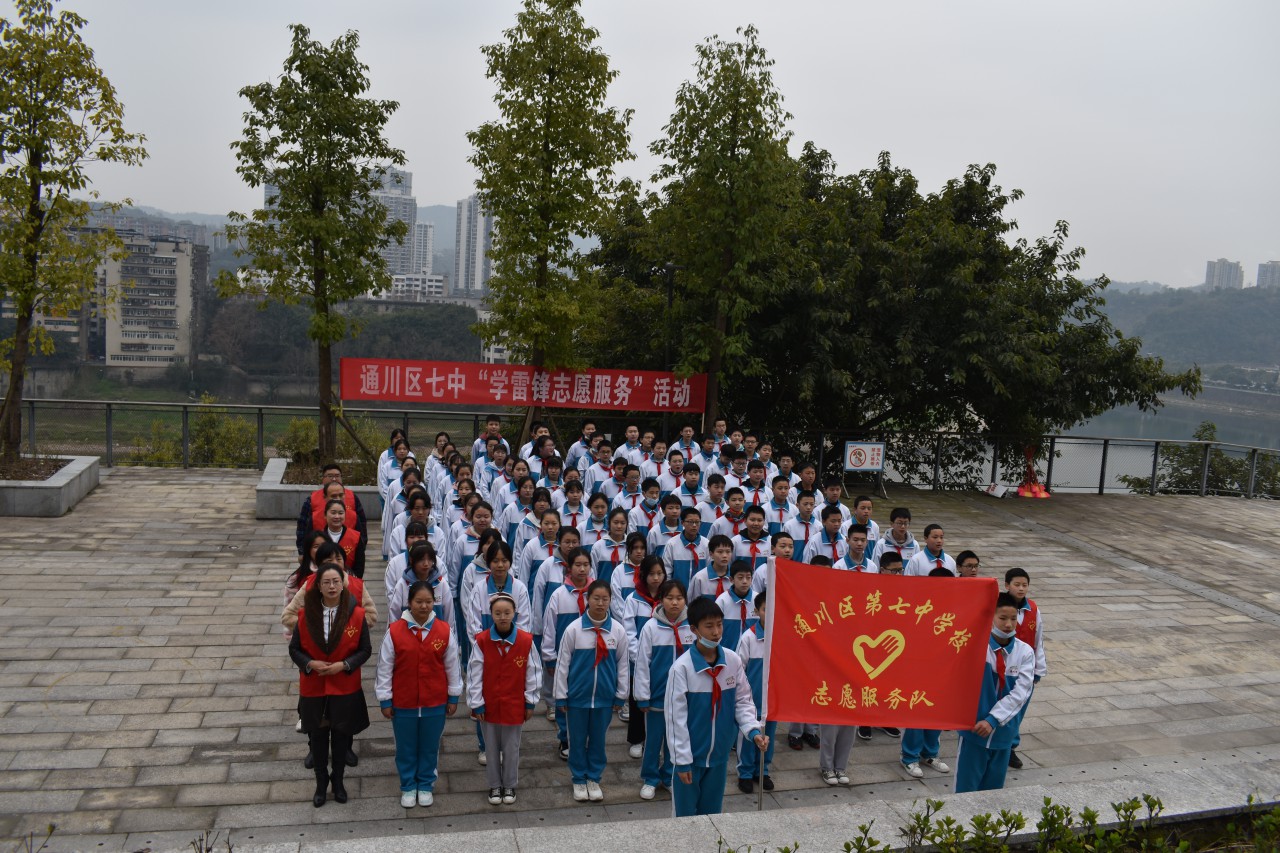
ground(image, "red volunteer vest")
xmin=311 ymin=489 xmax=357 ymax=532
xmin=473 ymin=629 xmax=536 ymax=726
xmin=323 ymin=526 xmax=361 ymax=569
xmin=1015 ymin=599 xmax=1039 ymax=648
xmin=296 ymin=605 xmax=365 ymax=697
xmin=388 ymin=618 xmax=453 ymax=709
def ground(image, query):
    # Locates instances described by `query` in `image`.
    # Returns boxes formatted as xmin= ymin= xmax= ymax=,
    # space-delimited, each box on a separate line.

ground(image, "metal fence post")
xmin=816 ymin=432 xmax=826 ymax=475
xmin=27 ymin=400 xmax=36 ymax=456
xmin=105 ymin=403 xmax=114 ymax=467
xmin=256 ymin=408 xmax=265 ymax=470
xmin=1045 ymin=437 xmax=1056 ymax=490
xmin=932 ymin=435 xmax=943 ymax=491
xmin=1246 ymin=449 xmax=1258 ymax=499
xmin=990 ymin=437 xmax=999 ymax=484
xmin=1199 ymin=444 xmax=1211 ymax=497
xmin=1149 ymin=441 xmax=1160 ymax=496
xmin=1098 ymin=439 xmax=1109 ymax=495
xmin=402 ymin=412 xmax=410 ymax=438
xmin=181 ymin=406 xmax=190 ymax=468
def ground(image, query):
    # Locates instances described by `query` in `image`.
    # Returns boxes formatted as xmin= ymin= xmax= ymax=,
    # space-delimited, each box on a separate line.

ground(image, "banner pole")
xmin=759 ymin=556 xmax=777 ymax=812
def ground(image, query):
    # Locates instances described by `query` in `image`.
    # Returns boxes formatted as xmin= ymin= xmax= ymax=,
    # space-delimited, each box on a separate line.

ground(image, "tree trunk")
xmin=0 ymin=307 xmax=33 ymax=464
xmin=703 ymin=305 xmax=728 ymax=430
xmin=317 ymin=336 xmax=335 ymax=462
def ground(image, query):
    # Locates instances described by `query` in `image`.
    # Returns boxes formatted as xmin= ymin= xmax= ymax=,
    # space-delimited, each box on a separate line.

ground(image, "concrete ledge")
xmin=255 ymin=458 xmax=381 ymax=520
xmin=160 ymin=758 xmax=1280 ymax=853
xmin=0 ymin=455 xmax=99 ymax=517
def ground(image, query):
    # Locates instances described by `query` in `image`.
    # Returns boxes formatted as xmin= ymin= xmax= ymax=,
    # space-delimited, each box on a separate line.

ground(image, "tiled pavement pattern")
xmin=1 ymin=469 xmax=1279 ymax=850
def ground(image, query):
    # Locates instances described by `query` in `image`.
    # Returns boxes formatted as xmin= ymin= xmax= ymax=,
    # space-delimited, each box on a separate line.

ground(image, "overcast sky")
xmin=35 ymin=0 xmax=1280 ymax=286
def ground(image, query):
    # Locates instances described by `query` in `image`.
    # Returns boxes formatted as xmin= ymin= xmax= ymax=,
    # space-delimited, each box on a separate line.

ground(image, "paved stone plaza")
xmin=2 ymin=468 xmax=1279 ymax=851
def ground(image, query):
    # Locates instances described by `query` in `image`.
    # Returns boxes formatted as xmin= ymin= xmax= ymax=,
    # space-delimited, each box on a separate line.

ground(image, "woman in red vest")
xmin=468 ymin=576 xmax=542 ymax=806
xmin=375 ymin=580 xmax=461 ymax=810
xmin=288 ymin=563 xmax=371 ymax=808
xmin=322 ymin=498 xmax=365 ymax=579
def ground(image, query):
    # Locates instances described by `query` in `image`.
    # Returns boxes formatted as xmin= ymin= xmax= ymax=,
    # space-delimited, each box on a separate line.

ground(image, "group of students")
xmin=282 ymin=416 xmax=1047 ymax=816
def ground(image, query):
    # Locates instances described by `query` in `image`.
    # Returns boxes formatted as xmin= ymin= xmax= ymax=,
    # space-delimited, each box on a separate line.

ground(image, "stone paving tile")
xmin=2 ymin=470 xmax=1280 ymax=847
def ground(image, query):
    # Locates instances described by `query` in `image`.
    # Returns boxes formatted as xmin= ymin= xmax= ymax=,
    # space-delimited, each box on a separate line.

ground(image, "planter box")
xmin=256 ymin=457 xmax=381 ymax=520
xmin=0 ymin=455 xmax=100 ymax=517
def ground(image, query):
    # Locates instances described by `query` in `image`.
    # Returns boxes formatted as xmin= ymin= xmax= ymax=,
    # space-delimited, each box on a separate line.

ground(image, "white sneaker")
xmin=902 ymin=761 xmax=924 ymax=779
xmin=586 ymin=780 xmax=604 ymax=801
xmin=821 ymin=770 xmax=840 ymax=786
xmin=837 ymin=771 xmax=851 ymax=786
xmin=547 ymin=707 xmax=557 ymax=722
xmin=417 ymin=790 xmax=433 ymax=807
xmin=618 ymin=705 xmax=630 ymax=722
xmin=628 ymin=743 xmax=644 ymax=759
xmin=400 ymin=791 xmax=416 ymax=808
xmin=478 ymin=750 xmax=487 ymax=766
xmin=923 ymin=757 xmax=951 ymax=774
xmin=639 ymin=783 xmax=656 ymax=800
xmin=295 ymin=717 xmax=304 ymax=733
xmin=572 ymin=783 xmax=589 ymax=802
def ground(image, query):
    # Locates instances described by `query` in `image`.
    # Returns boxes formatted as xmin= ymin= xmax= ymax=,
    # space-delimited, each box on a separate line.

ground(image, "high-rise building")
xmin=373 ymin=167 xmax=417 ymax=276
xmin=1258 ymin=261 xmax=1280 ymax=289
xmin=412 ymin=221 xmax=434 ymax=275
xmin=104 ymin=231 xmax=203 ymax=369
xmin=453 ymin=194 xmax=494 ymax=297
xmin=1204 ymin=258 xmax=1244 ymax=290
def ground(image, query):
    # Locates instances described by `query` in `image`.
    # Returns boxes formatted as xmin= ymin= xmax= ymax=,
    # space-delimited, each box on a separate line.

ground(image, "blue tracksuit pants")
xmin=737 ymin=720 xmax=778 ymax=779
xmin=954 ymin=736 xmax=1010 ymax=792
xmin=641 ymin=709 xmax=672 ymax=787
xmin=672 ymin=763 xmax=728 ymax=816
xmin=901 ymin=728 xmax=941 ymax=765
xmin=391 ymin=709 xmax=447 ymax=793
xmin=566 ymin=706 xmax=612 ymax=784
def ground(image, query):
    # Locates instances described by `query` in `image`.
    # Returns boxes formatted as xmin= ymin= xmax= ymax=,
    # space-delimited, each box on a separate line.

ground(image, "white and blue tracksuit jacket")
xmin=664 ymin=646 xmax=762 ymax=772
xmin=552 ymin=614 xmax=629 ymax=709
xmin=959 ymin=636 xmax=1036 ymax=751
xmin=632 ymin=611 xmax=694 ymax=710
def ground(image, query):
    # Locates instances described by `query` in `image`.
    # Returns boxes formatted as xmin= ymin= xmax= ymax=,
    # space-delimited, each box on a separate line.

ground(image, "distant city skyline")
xmin=38 ymin=0 xmax=1280 ymax=288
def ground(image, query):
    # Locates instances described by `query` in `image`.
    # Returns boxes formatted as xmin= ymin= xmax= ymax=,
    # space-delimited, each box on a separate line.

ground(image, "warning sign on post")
xmin=843 ymin=442 xmax=886 ymax=473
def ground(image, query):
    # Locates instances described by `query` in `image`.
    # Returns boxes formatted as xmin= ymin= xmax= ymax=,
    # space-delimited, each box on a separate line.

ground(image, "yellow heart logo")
xmin=852 ymin=630 xmax=905 ymax=680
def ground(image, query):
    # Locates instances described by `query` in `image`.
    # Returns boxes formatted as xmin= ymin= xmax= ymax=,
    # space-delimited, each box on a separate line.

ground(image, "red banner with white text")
xmin=339 ymin=358 xmax=708 ymax=412
xmin=766 ymin=559 xmax=997 ymax=729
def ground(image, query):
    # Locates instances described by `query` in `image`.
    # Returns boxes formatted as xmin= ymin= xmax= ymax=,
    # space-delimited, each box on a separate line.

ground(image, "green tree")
xmin=216 ymin=24 xmax=407 ymax=460
xmin=649 ymin=25 xmax=801 ymax=426
xmin=0 ymin=0 xmax=147 ymax=463
xmin=467 ymin=0 xmax=633 ymax=434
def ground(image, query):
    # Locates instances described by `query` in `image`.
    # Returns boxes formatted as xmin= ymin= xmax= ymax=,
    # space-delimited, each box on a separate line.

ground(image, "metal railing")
xmin=17 ymin=399 xmax=1280 ymax=499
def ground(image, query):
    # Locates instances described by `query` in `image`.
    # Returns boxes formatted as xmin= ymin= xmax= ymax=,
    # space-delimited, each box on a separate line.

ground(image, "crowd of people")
xmin=283 ymin=416 xmax=1047 ymax=816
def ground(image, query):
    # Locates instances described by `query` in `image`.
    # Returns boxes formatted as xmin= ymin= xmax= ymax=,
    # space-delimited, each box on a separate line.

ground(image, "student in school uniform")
xmin=468 ymin=590 xmax=541 ymax=806
xmin=732 ymin=505 xmax=771 ymax=573
xmin=465 ymin=542 xmax=532 ymax=638
xmin=665 ymin=597 xmax=768 ymax=817
xmin=375 ymin=579 xmax=460 ymax=809
xmin=655 ymin=449 xmax=687 ymax=497
xmin=685 ymin=531 xmax=732 ymax=600
xmin=564 ymin=419 xmax=597 ymax=474
xmin=387 ymin=543 xmax=456 ymax=633
xmin=905 ymin=524 xmax=957 ymax=576
xmin=590 ymin=507 xmax=630 ymax=586
xmin=873 ymin=507 xmax=920 ymax=565
xmin=577 ymin=492 xmax=610 ymax=548
xmin=632 ymin=579 xmax=694 ymax=800
xmin=290 ymin=564 xmax=372 ymax=808
xmin=764 ymin=476 xmax=796 ymax=536
xmin=540 ymin=547 xmax=597 ymax=754
xmin=735 ymin=590 xmax=777 ymax=793
xmin=783 ymin=490 xmax=819 ymax=557
xmin=672 ymin=423 xmax=699 ymax=462
xmin=709 ymin=486 xmax=748 ymax=539
xmin=387 ymin=494 xmax=445 ymax=565
xmin=640 ymin=440 xmax=668 ymax=482
xmin=955 ymin=592 xmax=1036 ymax=793
xmin=802 ymin=504 xmax=847 ymax=566
xmin=616 ymin=423 xmax=646 ymax=467
xmin=556 ymin=480 xmax=587 ymax=531
xmin=530 ymin=527 xmax=584 ymax=643
xmin=516 ymin=509 xmax=560 ymax=585
xmin=741 ymin=460 xmax=770 ymax=506
xmin=713 ymin=561 xmax=758 ymax=651
xmin=850 ymin=495 xmax=880 ymax=545
xmin=619 ymin=555 xmax=666 ymax=757
xmin=750 ymin=532 xmax=795 ymax=596
xmin=675 ymin=464 xmax=709 ymax=508
xmin=582 ymin=441 xmax=616 ymax=497
xmin=663 ymin=507 xmax=710 ymax=587
xmin=697 ymin=474 xmax=729 ymax=537
xmin=510 ymin=488 xmax=554 ymax=560
xmin=376 ymin=432 xmax=408 ymax=495
xmin=608 ymin=532 xmax=651 ymax=619
xmin=1004 ymin=568 xmax=1047 ymax=770
xmin=814 ymin=476 xmax=852 ymax=533
xmin=554 ymin=579 xmax=629 ymax=802
xmin=489 ymin=457 xmax=528 ymax=519
xmin=646 ymin=495 xmax=684 ymax=558
xmin=694 ymin=434 xmax=720 ymax=475
xmin=497 ymin=476 xmax=534 ymax=546
xmin=836 ymin=524 xmax=879 ymax=574
xmin=900 ymin=563 xmax=955 ymax=780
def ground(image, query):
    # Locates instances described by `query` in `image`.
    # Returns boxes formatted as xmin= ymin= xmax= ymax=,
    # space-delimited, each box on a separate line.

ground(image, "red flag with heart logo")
xmin=764 ymin=559 xmax=997 ymax=729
